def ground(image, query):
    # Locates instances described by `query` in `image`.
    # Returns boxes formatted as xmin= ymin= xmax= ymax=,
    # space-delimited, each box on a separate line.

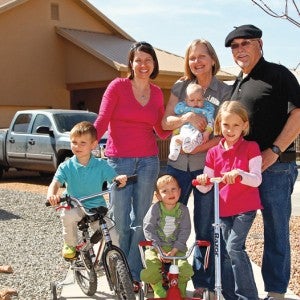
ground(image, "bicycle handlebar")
xmin=45 ymin=174 xmax=137 ymax=207
xmin=138 ymin=240 xmax=210 ymax=261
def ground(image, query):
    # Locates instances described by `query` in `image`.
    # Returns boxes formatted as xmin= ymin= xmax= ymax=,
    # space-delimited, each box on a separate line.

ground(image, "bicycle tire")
xmin=106 ymin=252 xmax=135 ymax=300
xmin=50 ymin=282 xmax=57 ymax=300
xmin=74 ymin=251 xmax=97 ymax=296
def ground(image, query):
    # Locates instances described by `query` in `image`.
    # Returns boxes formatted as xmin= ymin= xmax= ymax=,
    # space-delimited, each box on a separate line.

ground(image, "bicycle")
xmin=46 ymin=175 xmax=137 ymax=300
xmin=138 ymin=240 xmax=211 ymax=300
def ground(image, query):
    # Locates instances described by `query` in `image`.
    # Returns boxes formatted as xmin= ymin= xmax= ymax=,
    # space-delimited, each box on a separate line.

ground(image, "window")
xmin=51 ymin=3 xmax=59 ymax=21
xmin=32 ymin=115 xmax=52 ymax=134
xmin=12 ymin=114 xmax=32 ymax=133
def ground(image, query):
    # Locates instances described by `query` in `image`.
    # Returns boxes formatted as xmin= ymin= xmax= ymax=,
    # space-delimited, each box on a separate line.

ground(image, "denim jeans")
xmin=260 ymin=161 xmax=298 ymax=294
xmin=108 ymin=156 xmax=160 ymax=281
xmin=166 ymin=165 xmax=236 ymax=300
xmin=221 ymin=211 xmax=258 ymax=300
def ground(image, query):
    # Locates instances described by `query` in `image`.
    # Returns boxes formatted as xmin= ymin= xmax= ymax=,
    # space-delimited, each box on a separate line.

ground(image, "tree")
xmin=251 ymin=0 xmax=300 ymax=27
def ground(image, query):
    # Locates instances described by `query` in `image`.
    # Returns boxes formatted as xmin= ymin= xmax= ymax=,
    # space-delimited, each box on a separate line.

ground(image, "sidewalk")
xmin=59 ymin=176 xmax=300 ymax=299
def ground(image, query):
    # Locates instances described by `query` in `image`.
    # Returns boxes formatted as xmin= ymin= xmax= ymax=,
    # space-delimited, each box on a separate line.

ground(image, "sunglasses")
xmin=230 ymin=39 xmax=259 ymax=50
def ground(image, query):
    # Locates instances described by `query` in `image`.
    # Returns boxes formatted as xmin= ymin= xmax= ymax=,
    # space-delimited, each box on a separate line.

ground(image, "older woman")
xmin=94 ymin=41 xmax=170 ymax=290
xmin=162 ymin=39 xmax=235 ymax=299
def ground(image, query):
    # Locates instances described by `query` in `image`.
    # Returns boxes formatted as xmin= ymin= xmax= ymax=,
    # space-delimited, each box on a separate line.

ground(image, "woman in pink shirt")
xmin=195 ymin=101 xmax=263 ymax=300
xmin=94 ymin=41 xmax=170 ymax=289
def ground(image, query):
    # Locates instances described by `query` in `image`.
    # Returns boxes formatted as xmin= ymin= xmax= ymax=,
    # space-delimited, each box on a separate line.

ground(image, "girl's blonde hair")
xmin=214 ymin=101 xmax=250 ymax=136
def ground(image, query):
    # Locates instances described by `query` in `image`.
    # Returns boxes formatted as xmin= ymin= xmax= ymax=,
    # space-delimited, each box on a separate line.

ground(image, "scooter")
xmin=192 ymin=177 xmax=223 ymax=300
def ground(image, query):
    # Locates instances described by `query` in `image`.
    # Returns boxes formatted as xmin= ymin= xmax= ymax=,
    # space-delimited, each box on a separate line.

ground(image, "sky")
xmin=88 ymin=0 xmax=300 ymax=70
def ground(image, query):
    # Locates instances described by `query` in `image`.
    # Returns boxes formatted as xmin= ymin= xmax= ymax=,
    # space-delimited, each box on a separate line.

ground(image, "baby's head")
xmin=155 ymin=174 xmax=181 ymax=207
xmin=185 ymin=83 xmax=205 ymax=108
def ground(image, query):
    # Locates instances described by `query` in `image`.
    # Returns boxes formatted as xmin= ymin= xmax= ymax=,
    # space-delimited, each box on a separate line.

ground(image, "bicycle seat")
xmin=85 ymin=206 xmax=108 ymax=223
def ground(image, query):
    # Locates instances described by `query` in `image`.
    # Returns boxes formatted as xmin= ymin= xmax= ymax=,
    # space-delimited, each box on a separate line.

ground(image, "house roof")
xmin=56 ymin=27 xmax=185 ymax=76
xmin=0 ymin=0 xmax=134 ymax=40
xmin=1 ymin=0 xmax=235 ymax=80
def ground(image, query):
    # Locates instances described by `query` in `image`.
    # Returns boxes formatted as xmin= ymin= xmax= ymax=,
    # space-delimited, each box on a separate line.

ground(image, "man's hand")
xmin=261 ymin=148 xmax=279 ymax=172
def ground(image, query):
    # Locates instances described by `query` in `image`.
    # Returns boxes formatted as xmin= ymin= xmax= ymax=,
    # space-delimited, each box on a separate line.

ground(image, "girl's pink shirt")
xmin=94 ymin=78 xmax=171 ymax=157
xmin=205 ymin=137 xmax=263 ymax=217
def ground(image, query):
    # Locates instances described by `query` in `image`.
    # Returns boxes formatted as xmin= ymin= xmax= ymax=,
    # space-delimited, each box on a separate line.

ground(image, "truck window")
xmin=12 ymin=114 xmax=32 ymax=133
xmin=53 ymin=113 xmax=97 ymax=133
xmin=32 ymin=114 xmax=51 ymax=133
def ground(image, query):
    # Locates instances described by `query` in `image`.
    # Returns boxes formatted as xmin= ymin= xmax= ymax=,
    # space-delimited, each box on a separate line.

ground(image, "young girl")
xmin=194 ymin=101 xmax=262 ymax=300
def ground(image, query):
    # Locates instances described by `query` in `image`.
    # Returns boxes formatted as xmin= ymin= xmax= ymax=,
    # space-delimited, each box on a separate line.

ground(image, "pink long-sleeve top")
xmin=197 ymin=137 xmax=263 ymax=217
xmin=94 ymin=78 xmax=171 ymax=158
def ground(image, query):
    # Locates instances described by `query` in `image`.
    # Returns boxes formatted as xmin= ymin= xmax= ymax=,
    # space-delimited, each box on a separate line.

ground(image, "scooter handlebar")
xmin=192 ymin=176 xmax=241 ymax=187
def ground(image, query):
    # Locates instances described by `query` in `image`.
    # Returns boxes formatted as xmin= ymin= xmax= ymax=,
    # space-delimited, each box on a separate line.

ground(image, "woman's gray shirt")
xmin=168 ymin=76 xmax=232 ymax=171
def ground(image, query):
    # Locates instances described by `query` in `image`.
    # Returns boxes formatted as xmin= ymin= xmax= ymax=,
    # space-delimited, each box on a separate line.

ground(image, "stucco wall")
xmin=0 ymin=0 xmax=119 ymax=120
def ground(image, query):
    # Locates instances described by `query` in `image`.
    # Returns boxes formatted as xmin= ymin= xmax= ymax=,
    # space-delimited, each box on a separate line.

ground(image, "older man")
xmin=225 ymin=24 xmax=300 ymax=300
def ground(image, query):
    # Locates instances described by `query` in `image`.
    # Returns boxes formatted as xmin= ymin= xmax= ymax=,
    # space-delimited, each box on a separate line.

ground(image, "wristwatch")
xmin=270 ymin=145 xmax=282 ymax=156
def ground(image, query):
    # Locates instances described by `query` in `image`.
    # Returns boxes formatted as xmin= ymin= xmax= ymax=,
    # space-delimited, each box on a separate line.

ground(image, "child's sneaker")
xmin=62 ymin=243 xmax=76 ymax=259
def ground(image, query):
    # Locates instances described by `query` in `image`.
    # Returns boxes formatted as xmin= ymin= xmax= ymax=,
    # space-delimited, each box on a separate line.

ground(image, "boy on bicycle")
xmin=141 ymin=174 xmax=193 ymax=298
xmin=47 ymin=121 xmax=127 ymax=259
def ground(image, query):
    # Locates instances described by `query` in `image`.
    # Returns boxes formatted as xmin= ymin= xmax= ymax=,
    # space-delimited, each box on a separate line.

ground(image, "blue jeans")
xmin=221 ymin=211 xmax=258 ymax=300
xmin=108 ymin=156 xmax=160 ymax=281
xmin=166 ymin=165 xmax=236 ymax=300
xmin=260 ymin=161 xmax=298 ymax=294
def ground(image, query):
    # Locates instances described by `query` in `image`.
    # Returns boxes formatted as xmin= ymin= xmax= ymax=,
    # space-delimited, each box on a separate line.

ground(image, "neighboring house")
xmin=0 ymin=0 xmax=234 ymax=128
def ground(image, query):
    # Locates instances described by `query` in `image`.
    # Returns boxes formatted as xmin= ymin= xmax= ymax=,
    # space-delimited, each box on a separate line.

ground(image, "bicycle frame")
xmin=47 ymin=175 xmax=137 ymax=299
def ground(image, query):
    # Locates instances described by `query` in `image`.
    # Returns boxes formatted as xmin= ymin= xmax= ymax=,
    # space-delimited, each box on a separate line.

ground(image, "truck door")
xmin=6 ymin=113 xmax=32 ymax=169
xmin=25 ymin=114 xmax=57 ymax=172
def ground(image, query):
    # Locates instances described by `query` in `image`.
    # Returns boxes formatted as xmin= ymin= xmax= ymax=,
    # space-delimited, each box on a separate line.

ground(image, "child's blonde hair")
xmin=214 ymin=101 xmax=250 ymax=136
xmin=70 ymin=121 xmax=97 ymax=141
xmin=186 ymin=83 xmax=204 ymax=98
xmin=155 ymin=174 xmax=180 ymax=194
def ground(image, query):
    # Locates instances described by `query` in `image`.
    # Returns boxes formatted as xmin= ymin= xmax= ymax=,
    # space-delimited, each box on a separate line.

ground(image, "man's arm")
xmin=262 ymin=108 xmax=300 ymax=171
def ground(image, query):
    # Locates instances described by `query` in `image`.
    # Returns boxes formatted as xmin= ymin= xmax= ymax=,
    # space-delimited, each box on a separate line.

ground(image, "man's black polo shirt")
xmin=231 ymin=57 xmax=300 ymax=151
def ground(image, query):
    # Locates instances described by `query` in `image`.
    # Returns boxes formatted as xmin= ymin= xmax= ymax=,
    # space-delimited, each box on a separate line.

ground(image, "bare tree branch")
xmin=251 ymin=0 xmax=300 ymax=27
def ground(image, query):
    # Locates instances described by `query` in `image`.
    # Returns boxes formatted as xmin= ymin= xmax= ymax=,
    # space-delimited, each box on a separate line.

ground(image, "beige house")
xmin=0 ymin=0 xmax=234 ymax=129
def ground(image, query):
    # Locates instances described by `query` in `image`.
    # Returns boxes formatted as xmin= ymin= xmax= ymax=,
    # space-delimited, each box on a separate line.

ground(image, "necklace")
xmin=132 ymin=81 xmax=150 ymax=105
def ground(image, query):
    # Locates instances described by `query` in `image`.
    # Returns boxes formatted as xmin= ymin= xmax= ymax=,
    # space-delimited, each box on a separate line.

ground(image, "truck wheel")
xmin=0 ymin=167 xmax=3 ymax=179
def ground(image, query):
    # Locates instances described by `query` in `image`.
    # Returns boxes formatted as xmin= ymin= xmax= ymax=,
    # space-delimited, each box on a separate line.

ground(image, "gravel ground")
xmin=0 ymin=171 xmax=299 ymax=299
xmin=0 ymin=188 xmax=69 ymax=300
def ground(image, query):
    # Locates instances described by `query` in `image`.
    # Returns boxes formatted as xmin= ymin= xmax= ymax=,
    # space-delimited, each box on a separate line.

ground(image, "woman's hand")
xmin=183 ymin=112 xmax=207 ymax=132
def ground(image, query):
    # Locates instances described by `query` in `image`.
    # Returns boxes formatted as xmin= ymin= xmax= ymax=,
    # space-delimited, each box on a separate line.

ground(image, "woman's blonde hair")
xmin=184 ymin=39 xmax=220 ymax=80
xmin=214 ymin=101 xmax=250 ymax=136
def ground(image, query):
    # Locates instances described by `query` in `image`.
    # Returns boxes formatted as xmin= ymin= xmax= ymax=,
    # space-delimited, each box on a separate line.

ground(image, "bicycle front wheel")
xmin=106 ymin=251 xmax=135 ymax=300
xmin=74 ymin=251 xmax=97 ymax=296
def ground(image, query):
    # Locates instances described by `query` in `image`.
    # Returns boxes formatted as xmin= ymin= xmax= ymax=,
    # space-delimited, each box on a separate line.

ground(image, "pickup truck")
xmin=0 ymin=109 xmax=102 ymax=179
